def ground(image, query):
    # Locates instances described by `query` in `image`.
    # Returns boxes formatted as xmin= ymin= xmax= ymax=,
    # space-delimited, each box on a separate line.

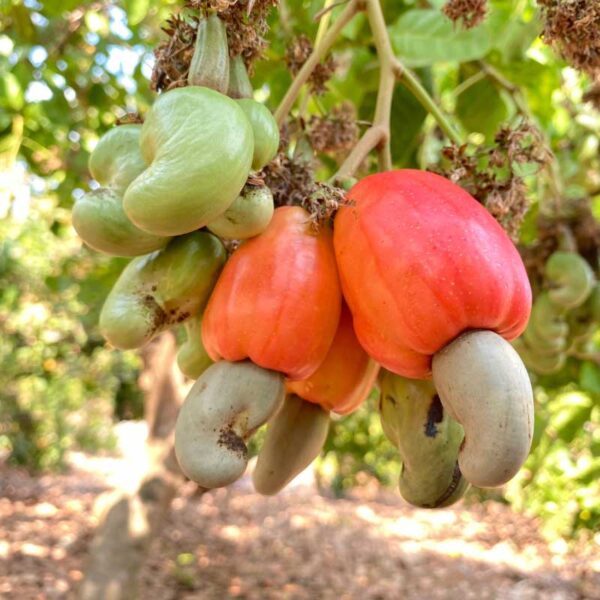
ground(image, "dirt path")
xmin=0 ymin=454 xmax=598 ymax=600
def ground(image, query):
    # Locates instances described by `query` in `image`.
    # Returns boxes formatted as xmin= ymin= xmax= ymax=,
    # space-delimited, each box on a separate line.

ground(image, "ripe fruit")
xmin=202 ymin=206 xmax=342 ymax=380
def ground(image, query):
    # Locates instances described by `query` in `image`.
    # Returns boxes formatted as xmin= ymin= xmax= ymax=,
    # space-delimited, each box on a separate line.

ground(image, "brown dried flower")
xmin=538 ymin=0 xmax=600 ymax=77
xmin=434 ymin=122 xmax=551 ymax=240
xmin=307 ymin=103 xmax=359 ymax=154
xmin=286 ymin=35 xmax=336 ymax=95
xmin=583 ymin=80 xmax=600 ymax=110
xmin=442 ymin=0 xmax=488 ymax=29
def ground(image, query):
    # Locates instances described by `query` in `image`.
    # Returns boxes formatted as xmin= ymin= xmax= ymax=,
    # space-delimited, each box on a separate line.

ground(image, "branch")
xmin=274 ymin=0 xmax=362 ymax=126
xmin=333 ymin=125 xmax=387 ymax=183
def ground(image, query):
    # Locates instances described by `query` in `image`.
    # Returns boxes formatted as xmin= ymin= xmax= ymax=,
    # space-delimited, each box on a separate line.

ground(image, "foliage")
xmin=0 ymin=0 xmax=599 ymax=538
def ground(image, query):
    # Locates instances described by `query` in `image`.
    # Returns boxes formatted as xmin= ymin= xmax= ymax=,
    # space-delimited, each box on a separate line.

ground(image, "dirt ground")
xmin=0 ymin=451 xmax=598 ymax=600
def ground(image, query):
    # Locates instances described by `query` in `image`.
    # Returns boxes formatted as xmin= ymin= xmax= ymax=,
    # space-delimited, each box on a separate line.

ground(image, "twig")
xmin=274 ymin=0 xmax=362 ymax=126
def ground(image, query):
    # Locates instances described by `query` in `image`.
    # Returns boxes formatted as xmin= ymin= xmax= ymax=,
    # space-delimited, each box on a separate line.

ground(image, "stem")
xmin=274 ymin=0 xmax=361 ymax=126
xmin=333 ymin=125 xmax=387 ymax=182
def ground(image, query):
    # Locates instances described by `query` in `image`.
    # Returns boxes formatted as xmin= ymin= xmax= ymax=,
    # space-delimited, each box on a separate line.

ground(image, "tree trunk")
xmin=78 ymin=332 xmax=187 ymax=600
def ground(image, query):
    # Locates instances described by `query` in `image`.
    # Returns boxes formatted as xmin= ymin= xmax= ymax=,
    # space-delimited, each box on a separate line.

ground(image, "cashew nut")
xmin=174 ymin=361 xmax=285 ymax=489
xmin=253 ymin=394 xmax=330 ymax=495
xmin=432 ymin=330 xmax=534 ymax=488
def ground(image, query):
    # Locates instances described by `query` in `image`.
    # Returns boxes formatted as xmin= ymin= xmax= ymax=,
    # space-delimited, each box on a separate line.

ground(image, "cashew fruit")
xmin=545 ymin=251 xmax=595 ymax=309
xmin=253 ymin=394 xmax=330 ymax=495
xmin=72 ymin=125 xmax=167 ymax=256
xmin=100 ymin=231 xmax=226 ymax=350
xmin=235 ymin=98 xmax=279 ymax=170
xmin=177 ymin=313 xmax=212 ymax=380
xmin=188 ymin=13 xmax=229 ymax=93
xmin=207 ymin=182 xmax=274 ymax=240
xmin=333 ymin=170 xmax=531 ymax=379
xmin=378 ymin=371 xmax=468 ymax=508
xmin=123 ymin=86 xmax=254 ymax=236
xmin=174 ymin=360 xmax=285 ymax=489
xmin=227 ymin=55 xmax=253 ymax=99
xmin=512 ymin=338 xmax=566 ymax=375
xmin=432 ymin=330 xmax=534 ymax=488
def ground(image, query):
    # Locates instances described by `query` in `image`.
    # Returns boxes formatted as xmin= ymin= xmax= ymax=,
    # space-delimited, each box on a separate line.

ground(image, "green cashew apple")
xmin=175 ymin=360 xmax=285 ymax=489
xmin=100 ymin=231 xmax=226 ymax=350
xmin=123 ymin=87 xmax=254 ymax=236
xmin=227 ymin=55 xmax=253 ymax=99
xmin=253 ymin=394 xmax=330 ymax=495
xmin=545 ymin=251 xmax=595 ymax=309
xmin=177 ymin=312 xmax=212 ymax=380
xmin=207 ymin=182 xmax=274 ymax=240
xmin=236 ymin=99 xmax=279 ymax=170
xmin=378 ymin=370 xmax=468 ymax=508
xmin=188 ymin=13 xmax=229 ymax=93
xmin=72 ymin=125 xmax=167 ymax=256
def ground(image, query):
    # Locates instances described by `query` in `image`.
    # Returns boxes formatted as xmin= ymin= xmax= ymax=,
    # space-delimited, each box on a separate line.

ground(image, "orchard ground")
xmin=0 ymin=422 xmax=598 ymax=600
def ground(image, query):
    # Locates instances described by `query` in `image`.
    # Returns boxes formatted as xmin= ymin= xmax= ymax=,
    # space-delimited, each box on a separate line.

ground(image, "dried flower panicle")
xmin=151 ymin=13 xmax=197 ymax=92
xmin=583 ymin=80 xmax=600 ymax=110
xmin=307 ymin=103 xmax=359 ymax=154
xmin=442 ymin=0 xmax=488 ymax=29
xmin=434 ymin=122 xmax=551 ymax=240
xmin=286 ymin=35 xmax=336 ymax=95
xmin=538 ymin=0 xmax=600 ymax=77
xmin=260 ymin=150 xmax=316 ymax=209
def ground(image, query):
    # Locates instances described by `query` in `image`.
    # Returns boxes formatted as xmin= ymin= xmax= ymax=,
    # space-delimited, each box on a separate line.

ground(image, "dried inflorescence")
xmin=307 ymin=103 xmax=359 ymax=154
xmin=286 ymin=35 xmax=336 ymax=95
xmin=151 ymin=13 xmax=197 ymax=91
xmin=151 ymin=0 xmax=276 ymax=91
xmin=442 ymin=0 xmax=488 ymax=29
xmin=538 ymin=0 xmax=600 ymax=77
xmin=260 ymin=150 xmax=316 ymax=209
xmin=435 ymin=123 xmax=551 ymax=240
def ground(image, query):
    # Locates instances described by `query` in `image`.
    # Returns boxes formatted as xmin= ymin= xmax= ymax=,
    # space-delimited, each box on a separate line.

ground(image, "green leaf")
xmin=125 ymin=0 xmax=150 ymax=26
xmin=455 ymin=75 xmax=509 ymax=141
xmin=579 ymin=361 xmax=600 ymax=394
xmin=389 ymin=9 xmax=493 ymax=67
xmin=0 ymin=72 xmax=24 ymax=111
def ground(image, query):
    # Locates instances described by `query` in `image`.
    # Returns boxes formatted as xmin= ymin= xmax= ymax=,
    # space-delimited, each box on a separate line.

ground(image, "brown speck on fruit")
xmin=218 ymin=426 xmax=247 ymax=458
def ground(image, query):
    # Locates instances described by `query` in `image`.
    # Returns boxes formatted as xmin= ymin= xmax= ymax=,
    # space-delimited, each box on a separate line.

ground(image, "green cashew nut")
xmin=207 ymin=182 xmax=274 ymax=240
xmin=512 ymin=338 xmax=566 ymax=376
xmin=568 ymin=283 xmax=600 ymax=342
xmin=124 ymin=86 xmax=254 ymax=236
xmin=99 ymin=231 xmax=226 ymax=350
xmin=236 ymin=98 xmax=279 ymax=170
xmin=378 ymin=370 xmax=468 ymax=508
xmin=253 ymin=394 xmax=330 ymax=496
xmin=523 ymin=322 xmax=567 ymax=356
xmin=72 ymin=125 xmax=167 ymax=256
xmin=188 ymin=13 xmax=230 ymax=93
xmin=175 ymin=361 xmax=285 ymax=489
xmin=177 ymin=312 xmax=213 ymax=380
xmin=432 ymin=331 xmax=534 ymax=488
xmin=545 ymin=251 xmax=595 ymax=309
xmin=227 ymin=55 xmax=253 ymax=99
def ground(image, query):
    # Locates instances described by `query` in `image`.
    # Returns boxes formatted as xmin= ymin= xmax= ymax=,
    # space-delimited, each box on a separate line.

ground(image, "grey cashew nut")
xmin=174 ymin=361 xmax=285 ymax=489
xmin=253 ymin=394 xmax=330 ymax=496
xmin=432 ymin=330 xmax=534 ymax=488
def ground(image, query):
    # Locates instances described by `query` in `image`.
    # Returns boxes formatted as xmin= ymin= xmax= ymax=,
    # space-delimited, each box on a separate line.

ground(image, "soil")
xmin=0 ymin=451 xmax=598 ymax=600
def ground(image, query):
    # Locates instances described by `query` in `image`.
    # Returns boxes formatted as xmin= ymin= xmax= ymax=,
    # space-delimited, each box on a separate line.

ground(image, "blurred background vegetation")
xmin=0 ymin=0 xmax=598 ymax=542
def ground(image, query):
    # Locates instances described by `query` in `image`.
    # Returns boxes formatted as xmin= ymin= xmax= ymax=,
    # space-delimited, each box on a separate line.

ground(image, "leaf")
xmin=125 ymin=0 xmax=150 ymax=26
xmin=389 ymin=9 xmax=493 ymax=67
xmin=579 ymin=361 xmax=600 ymax=394
xmin=455 ymin=75 xmax=509 ymax=140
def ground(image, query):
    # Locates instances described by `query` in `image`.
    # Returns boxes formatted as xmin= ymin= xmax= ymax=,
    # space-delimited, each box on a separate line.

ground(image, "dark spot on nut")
xmin=217 ymin=426 xmax=247 ymax=459
xmin=425 ymin=394 xmax=444 ymax=438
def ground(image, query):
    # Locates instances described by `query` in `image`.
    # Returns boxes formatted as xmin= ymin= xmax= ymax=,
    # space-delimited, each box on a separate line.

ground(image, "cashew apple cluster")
xmin=75 ymin=11 xmax=536 ymax=502
xmin=514 ymin=251 xmax=598 ymax=375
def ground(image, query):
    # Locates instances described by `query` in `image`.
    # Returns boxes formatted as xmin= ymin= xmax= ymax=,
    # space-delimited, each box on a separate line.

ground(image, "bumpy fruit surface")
xmin=100 ymin=232 xmax=226 ymax=350
xmin=207 ymin=183 xmax=274 ymax=240
xmin=379 ymin=371 xmax=468 ymax=508
xmin=72 ymin=125 xmax=167 ymax=256
xmin=287 ymin=304 xmax=379 ymax=414
xmin=174 ymin=361 xmax=285 ymax=489
xmin=202 ymin=206 xmax=342 ymax=380
xmin=334 ymin=170 xmax=532 ymax=378
xmin=236 ymin=98 xmax=279 ymax=170
xmin=124 ymin=86 xmax=254 ymax=236
xmin=253 ymin=394 xmax=330 ymax=496
xmin=177 ymin=313 xmax=212 ymax=380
